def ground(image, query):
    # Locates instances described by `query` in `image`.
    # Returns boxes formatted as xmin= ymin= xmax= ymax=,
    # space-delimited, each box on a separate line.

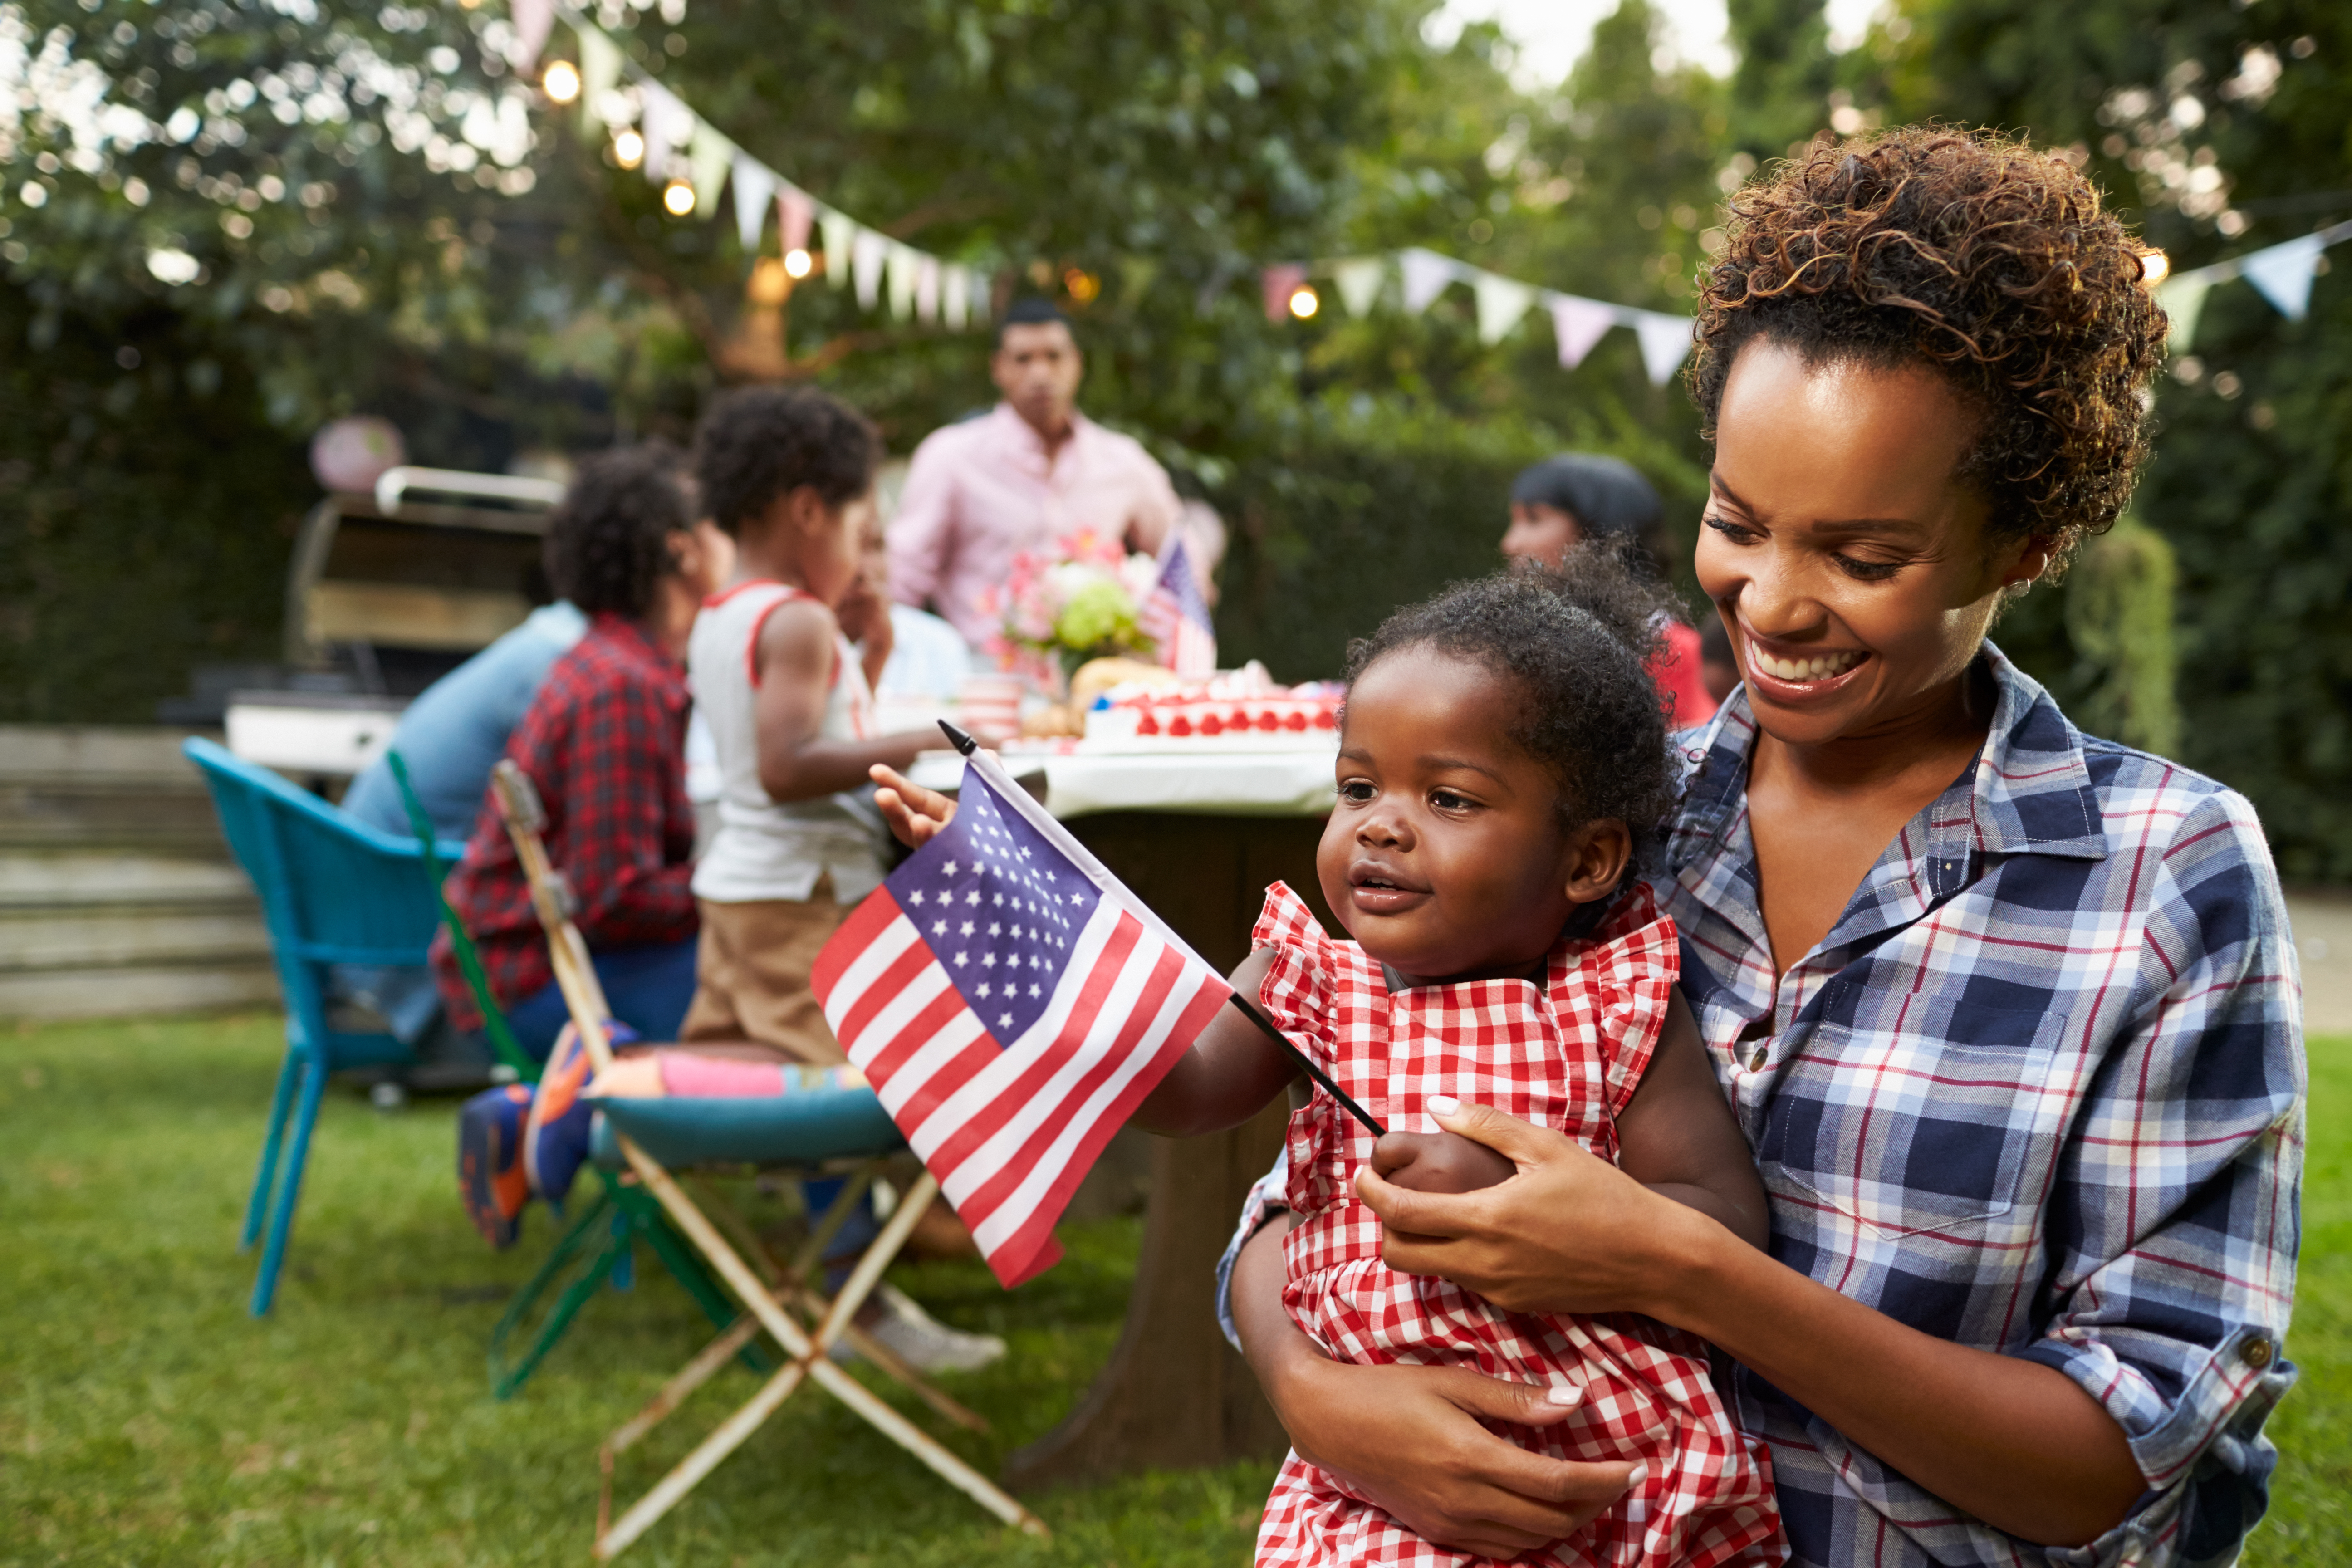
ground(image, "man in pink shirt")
xmin=888 ymin=299 xmax=1183 ymax=647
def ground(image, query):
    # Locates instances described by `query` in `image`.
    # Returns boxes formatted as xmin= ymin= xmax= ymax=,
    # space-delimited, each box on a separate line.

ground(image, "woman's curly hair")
xmin=541 ymin=441 xmax=692 ymax=620
xmin=1345 ymin=544 xmax=1684 ymax=888
xmin=1689 ymin=127 xmax=2167 ymax=569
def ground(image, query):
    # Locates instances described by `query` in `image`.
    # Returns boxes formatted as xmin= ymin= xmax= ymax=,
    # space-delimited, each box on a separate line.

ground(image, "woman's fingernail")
xmin=1622 ymin=1464 xmax=1647 ymax=1491
xmin=1546 ymin=1384 xmax=1582 ymax=1406
xmin=1428 ymin=1094 xmax=1460 ymax=1116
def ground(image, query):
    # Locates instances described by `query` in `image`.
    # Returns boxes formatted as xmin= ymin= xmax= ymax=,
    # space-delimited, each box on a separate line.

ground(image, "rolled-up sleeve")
xmin=2019 ymin=790 xmax=2303 ymax=1568
xmin=1215 ymin=1147 xmax=1291 ymax=1353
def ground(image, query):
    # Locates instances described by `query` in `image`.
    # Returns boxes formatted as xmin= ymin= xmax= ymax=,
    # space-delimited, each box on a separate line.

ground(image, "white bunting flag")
xmin=886 ymin=242 xmax=919 ymax=320
xmin=576 ymin=26 xmax=621 ymax=128
xmin=509 ymin=0 xmax=554 ymax=73
xmin=730 ymin=154 xmax=774 ymax=250
xmin=820 ymin=208 xmax=857 ymax=289
xmin=943 ymin=263 xmax=970 ymax=330
xmin=966 ymin=267 xmax=993 ymax=326
xmin=688 ymin=122 xmax=732 ymax=218
xmin=1472 ymin=272 xmax=1535 ymax=344
xmin=1332 ymin=256 xmax=1386 ymax=317
xmin=2157 ymin=275 xmax=2212 ymax=353
xmin=1633 ymin=310 xmax=1695 ymax=387
xmin=1399 ymin=247 xmax=1458 ymax=314
xmin=915 ymin=254 xmax=942 ymax=324
xmin=2242 ymin=233 xmax=2327 ymax=322
xmin=852 ymin=228 xmax=887 ymax=309
xmin=1548 ymin=295 xmax=1616 ymax=369
xmin=638 ymin=82 xmax=693 ymax=181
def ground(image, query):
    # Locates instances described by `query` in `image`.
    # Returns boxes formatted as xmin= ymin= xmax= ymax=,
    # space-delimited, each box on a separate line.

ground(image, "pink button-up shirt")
xmin=887 ymin=402 xmax=1183 ymax=647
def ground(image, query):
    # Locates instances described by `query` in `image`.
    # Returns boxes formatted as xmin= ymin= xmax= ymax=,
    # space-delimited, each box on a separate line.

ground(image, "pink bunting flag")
xmin=778 ymin=187 xmax=814 ymax=255
xmin=1548 ymin=296 xmax=1616 ymax=369
xmin=509 ymin=0 xmax=554 ymax=72
xmin=1261 ymin=263 xmax=1308 ymax=322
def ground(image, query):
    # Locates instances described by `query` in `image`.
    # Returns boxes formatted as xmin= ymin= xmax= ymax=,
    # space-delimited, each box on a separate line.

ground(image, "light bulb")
xmin=2141 ymin=250 xmax=2171 ymax=287
xmin=612 ymin=128 xmax=644 ymax=169
xmin=783 ymin=247 xmax=813 ymax=279
xmin=541 ymin=60 xmax=581 ymax=104
xmin=1288 ymin=284 xmax=1320 ymax=320
xmin=662 ymin=179 xmax=695 ymax=216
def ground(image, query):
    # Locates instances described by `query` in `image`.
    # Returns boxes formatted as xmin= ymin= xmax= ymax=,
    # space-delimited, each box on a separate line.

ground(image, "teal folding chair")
xmin=382 ymin=751 xmax=750 ymax=1399
xmin=182 ymin=737 xmax=469 ymax=1315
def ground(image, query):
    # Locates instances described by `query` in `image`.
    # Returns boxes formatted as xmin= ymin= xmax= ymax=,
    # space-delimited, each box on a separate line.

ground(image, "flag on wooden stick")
xmin=813 ymin=744 xmax=1231 ymax=1287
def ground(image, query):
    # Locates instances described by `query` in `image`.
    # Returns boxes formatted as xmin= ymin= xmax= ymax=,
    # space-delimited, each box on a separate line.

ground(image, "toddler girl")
xmin=1132 ymin=552 xmax=1782 ymax=1568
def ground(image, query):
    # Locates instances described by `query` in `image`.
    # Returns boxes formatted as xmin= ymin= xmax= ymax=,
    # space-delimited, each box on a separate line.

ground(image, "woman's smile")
xmin=1738 ymin=628 xmax=1872 ymax=703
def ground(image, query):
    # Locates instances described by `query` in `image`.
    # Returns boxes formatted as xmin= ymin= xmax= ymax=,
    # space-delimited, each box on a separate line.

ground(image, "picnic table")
xmin=905 ymin=745 xmax=1338 ymax=1488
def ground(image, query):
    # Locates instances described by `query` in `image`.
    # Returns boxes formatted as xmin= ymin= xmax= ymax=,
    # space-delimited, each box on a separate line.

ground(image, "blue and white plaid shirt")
xmin=1217 ymin=648 xmax=2303 ymax=1568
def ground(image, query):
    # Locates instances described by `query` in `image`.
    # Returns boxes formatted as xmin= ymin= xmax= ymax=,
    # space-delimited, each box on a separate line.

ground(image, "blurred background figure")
xmin=1501 ymin=452 xmax=1717 ymax=729
xmin=887 ymin=298 xmax=1183 ymax=648
xmin=1700 ymin=613 xmax=1739 ymax=710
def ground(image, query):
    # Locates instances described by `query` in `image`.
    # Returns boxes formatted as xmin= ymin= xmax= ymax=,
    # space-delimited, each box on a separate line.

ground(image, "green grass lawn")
xmin=1 ymin=1014 xmax=2343 ymax=1566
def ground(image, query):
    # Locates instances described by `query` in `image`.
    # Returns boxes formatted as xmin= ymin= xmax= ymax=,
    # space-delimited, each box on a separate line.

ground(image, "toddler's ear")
xmin=1560 ymin=816 xmax=1632 ymax=905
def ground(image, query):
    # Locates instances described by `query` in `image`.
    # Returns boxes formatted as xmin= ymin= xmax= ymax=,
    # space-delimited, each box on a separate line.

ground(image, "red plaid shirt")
xmin=430 ymin=612 xmax=698 ymax=1029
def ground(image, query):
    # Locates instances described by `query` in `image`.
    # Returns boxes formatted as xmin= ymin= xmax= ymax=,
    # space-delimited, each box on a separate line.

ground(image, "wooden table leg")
xmin=1004 ymin=812 xmax=1332 ymax=1490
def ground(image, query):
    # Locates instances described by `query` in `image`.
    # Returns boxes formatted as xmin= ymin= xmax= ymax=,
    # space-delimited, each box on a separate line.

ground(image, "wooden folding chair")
xmin=485 ymin=761 xmax=1047 ymax=1558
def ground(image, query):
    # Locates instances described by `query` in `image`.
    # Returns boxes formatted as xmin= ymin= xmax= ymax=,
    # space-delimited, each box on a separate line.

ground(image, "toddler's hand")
xmin=869 ymin=763 xmax=957 ymax=848
xmin=1372 ymin=1130 xmax=1516 ymax=1195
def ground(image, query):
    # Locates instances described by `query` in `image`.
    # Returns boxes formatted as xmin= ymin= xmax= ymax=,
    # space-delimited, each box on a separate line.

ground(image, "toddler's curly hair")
xmin=1689 ymin=127 xmax=2167 ymax=571
xmin=541 ymin=441 xmax=691 ymax=621
xmin=1346 ymin=546 xmax=1685 ymax=886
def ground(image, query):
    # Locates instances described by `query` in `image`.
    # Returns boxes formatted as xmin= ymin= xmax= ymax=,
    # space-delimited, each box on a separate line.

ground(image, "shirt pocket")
xmin=1756 ymin=1003 xmax=2049 ymax=1240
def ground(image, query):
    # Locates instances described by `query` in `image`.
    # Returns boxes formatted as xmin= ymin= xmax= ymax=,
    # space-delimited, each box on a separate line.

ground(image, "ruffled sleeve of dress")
xmin=1250 ymin=880 xmax=1338 ymax=1067
xmin=1556 ymin=881 xmax=1681 ymax=1122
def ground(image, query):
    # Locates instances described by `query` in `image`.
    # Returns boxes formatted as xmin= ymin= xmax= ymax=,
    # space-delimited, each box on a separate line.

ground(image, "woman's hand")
xmin=1230 ymin=1220 xmax=1639 ymax=1558
xmin=868 ymin=763 xmax=956 ymax=848
xmin=1358 ymin=1098 xmax=1702 ymax=1319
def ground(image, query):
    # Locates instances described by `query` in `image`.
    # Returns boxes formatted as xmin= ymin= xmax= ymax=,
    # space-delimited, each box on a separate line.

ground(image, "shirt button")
xmin=2241 ymin=1336 xmax=2275 ymax=1369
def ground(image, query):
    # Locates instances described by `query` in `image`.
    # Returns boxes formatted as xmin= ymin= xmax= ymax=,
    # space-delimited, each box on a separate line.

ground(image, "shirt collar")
xmin=585 ymin=610 xmax=686 ymax=692
xmin=1669 ymin=641 xmax=2107 ymax=873
xmin=990 ymin=401 xmax=1093 ymax=466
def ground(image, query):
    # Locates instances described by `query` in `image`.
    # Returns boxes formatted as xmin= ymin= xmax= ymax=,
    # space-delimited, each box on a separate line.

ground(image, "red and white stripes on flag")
xmin=812 ymin=750 xmax=1230 ymax=1286
xmin=1138 ymin=533 xmax=1218 ymax=680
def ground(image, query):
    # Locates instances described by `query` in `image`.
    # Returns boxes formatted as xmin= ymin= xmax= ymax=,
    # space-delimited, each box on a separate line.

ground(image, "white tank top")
xmin=688 ymin=580 xmax=888 ymax=905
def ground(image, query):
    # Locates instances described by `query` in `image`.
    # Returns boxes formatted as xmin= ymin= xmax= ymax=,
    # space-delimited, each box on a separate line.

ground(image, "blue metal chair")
xmin=181 ymin=737 xmax=468 ymax=1315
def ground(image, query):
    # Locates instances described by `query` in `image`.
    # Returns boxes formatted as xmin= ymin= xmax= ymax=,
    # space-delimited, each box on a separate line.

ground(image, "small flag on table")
xmin=812 ymin=745 xmax=1232 ymax=1286
xmin=1139 ymin=534 xmax=1217 ymax=679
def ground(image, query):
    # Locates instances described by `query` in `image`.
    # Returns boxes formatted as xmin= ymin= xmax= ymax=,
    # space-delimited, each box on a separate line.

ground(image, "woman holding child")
xmin=876 ymin=127 xmax=2300 ymax=1567
xmin=1213 ymin=129 xmax=2302 ymax=1568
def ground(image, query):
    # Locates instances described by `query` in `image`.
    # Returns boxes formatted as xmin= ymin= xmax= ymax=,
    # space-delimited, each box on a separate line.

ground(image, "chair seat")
xmin=590 ymin=1086 xmax=906 ymax=1170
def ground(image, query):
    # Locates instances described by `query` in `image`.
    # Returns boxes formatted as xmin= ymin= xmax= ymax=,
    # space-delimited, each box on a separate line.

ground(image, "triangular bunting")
xmin=851 ymin=228 xmax=887 ymax=309
xmin=576 ymin=26 xmax=620 ymax=129
xmin=1332 ymin=256 xmax=1385 ymax=317
xmin=1548 ymin=295 xmax=1616 ymax=368
xmin=509 ymin=0 xmax=554 ymax=73
xmin=886 ymin=242 xmax=919 ymax=320
xmin=1400 ymin=248 xmax=1459 ymax=314
xmin=820 ymin=208 xmax=856 ymax=289
xmin=915 ymin=255 xmax=941 ymax=325
xmin=2241 ymin=233 xmax=2327 ymax=322
xmin=943 ymin=264 xmax=970 ymax=331
xmin=638 ymin=82 xmax=692 ymax=181
xmin=778 ymin=186 xmax=814 ymax=255
xmin=965 ymin=266 xmax=993 ymax=326
xmin=1472 ymin=272 xmax=1534 ymax=344
xmin=729 ymin=153 xmax=773 ymax=249
xmin=1261 ymin=262 xmax=1307 ymax=323
xmin=1632 ymin=311 xmax=1694 ymax=387
xmin=688 ymin=122 xmax=732 ymax=218
xmin=2156 ymin=275 xmax=2212 ymax=354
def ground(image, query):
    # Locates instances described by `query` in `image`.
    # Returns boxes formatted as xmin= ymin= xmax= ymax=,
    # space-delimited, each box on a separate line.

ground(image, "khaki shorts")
xmin=679 ymin=882 xmax=851 ymax=1064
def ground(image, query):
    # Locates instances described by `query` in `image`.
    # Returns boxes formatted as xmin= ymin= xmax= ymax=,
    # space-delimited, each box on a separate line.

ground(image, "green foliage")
xmin=0 ymin=286 xmax=308 ymax=722
xmin=2063 ymin=518 xmax=2181 ymax=758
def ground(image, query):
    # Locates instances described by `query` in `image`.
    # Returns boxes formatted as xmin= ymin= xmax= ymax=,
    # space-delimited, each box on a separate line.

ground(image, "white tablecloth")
xmin=904 ymin=746 xmax=1337 ymax=820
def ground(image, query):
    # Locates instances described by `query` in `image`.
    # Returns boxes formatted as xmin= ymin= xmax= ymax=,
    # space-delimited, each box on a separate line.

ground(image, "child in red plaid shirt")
xmin=1133 ymin=551 xmax=1784 ymax=1568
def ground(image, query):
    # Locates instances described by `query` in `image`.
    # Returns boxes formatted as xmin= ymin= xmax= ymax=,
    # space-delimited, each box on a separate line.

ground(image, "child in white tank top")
xmin=677 ymin=388 xmax=946 ymax=1064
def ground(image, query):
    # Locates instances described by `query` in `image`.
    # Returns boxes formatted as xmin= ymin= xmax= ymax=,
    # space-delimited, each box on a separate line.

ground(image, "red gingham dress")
xmin=1252 ymin=882 xmax=1783 ymax=1568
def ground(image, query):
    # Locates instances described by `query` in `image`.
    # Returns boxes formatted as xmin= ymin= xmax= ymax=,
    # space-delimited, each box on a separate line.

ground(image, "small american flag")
xmin=1138 ymin=534 xmax=1218 ymax=679
xmin=812 ymin=748 xmax=1231 ymax=1286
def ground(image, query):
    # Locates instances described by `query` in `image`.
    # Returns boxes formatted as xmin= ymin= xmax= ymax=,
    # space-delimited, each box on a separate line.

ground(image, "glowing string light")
xmin=612 ymin=127 xmax=644 ymax=169
xmin=541 ymin=60 xmax=581 ymax=104
xmin=1288 ymin=284 xmax=1320 ymax=319
xmin=662 ymin=179 xmax=696 ymax=216
xmin=783 ymin=247 xmax=813 ymax=279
